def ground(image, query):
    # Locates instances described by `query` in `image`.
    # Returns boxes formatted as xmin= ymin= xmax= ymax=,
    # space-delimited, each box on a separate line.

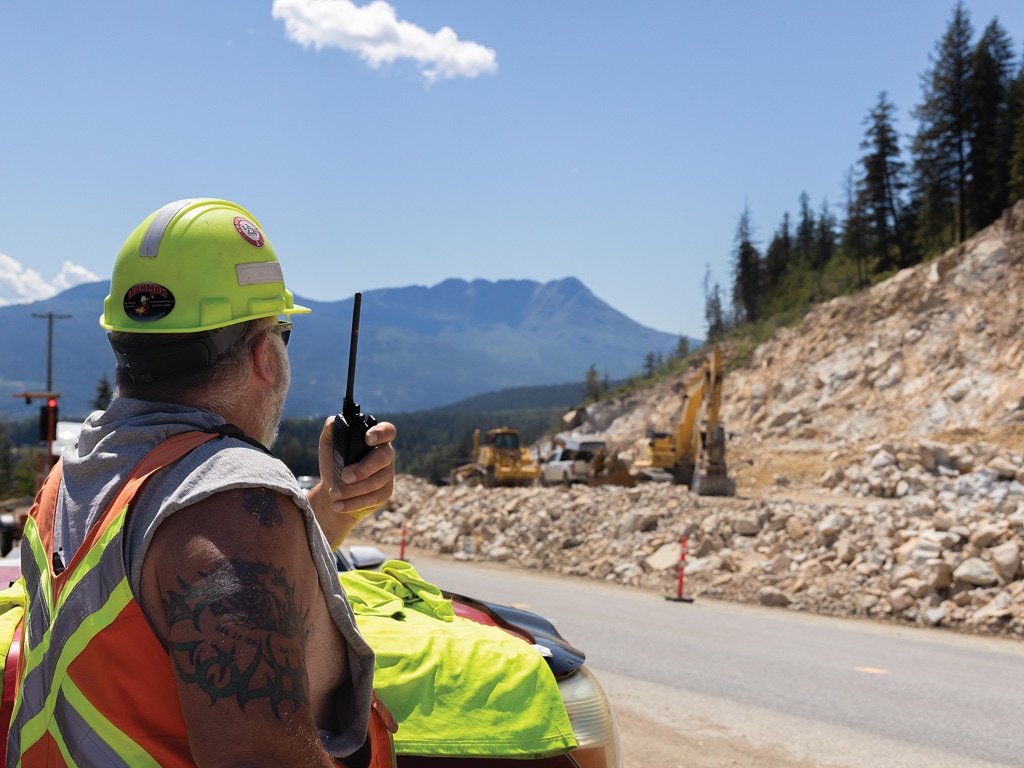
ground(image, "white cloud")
xmin=272 ymin=0 xmax=497 ymax=83
xmin=52 ymin=261 xmax=100 ymax=291
xmin=0 ymin=254 xmax=99 ymax=307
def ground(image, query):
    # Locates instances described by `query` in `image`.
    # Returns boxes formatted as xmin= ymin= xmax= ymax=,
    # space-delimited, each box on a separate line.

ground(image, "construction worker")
xmin=7 ymin=199 xmax=397 ymax=767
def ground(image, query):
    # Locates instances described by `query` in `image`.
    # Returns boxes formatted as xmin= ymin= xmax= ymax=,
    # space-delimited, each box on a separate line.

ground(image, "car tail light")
xmin=557 ymin=666 xmax=621 ymax=768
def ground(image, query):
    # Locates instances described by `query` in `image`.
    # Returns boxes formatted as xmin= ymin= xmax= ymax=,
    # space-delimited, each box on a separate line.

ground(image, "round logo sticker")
xmin=123 ymin=283 xmax=175 ymax=322
xmin=233 ymin=216 xmax=265 ymax=247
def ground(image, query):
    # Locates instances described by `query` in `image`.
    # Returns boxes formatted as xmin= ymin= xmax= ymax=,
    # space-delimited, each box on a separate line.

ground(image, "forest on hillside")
xmin=705 ymin=2 xmax=1024 ymax=349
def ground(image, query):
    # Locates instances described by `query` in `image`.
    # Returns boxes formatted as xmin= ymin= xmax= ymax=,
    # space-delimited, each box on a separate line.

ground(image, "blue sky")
xmin=2 ymin=1 xmax=1023 ymax=339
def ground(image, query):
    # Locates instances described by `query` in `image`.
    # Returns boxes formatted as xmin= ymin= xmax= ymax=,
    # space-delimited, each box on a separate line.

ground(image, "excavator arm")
xmin=632 ymin=347 xmax=734 ymax=495
xmin=690 ymin=347 xmax=734 ymax=495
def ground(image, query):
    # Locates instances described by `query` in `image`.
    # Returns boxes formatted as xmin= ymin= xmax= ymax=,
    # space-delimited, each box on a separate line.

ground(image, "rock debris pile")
xmin=365 ymin=443 xmax=1024 ymax=636
xmin=361 ymin=200 xmax=1024 ymax=637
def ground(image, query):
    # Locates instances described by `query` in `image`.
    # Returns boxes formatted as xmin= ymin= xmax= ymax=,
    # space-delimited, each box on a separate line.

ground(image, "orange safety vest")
xmin=7 ymin=431 xmax=395 ymax=768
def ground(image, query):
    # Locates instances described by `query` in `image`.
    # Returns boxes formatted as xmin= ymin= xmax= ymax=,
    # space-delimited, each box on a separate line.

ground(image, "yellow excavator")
xmin=450 ymin=427 xmax=542 ymax=487
xmin=631 ymin=346 xmax=735 ymax=496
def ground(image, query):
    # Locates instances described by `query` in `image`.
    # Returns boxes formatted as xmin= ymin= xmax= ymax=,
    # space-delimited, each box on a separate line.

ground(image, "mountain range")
xmin=0 ymin=277 xmax=689 ymax=419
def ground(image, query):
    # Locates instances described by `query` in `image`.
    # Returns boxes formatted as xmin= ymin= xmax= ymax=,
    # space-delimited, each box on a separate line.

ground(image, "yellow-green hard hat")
xmin=100 ymin=198 xmax=311 ymax=333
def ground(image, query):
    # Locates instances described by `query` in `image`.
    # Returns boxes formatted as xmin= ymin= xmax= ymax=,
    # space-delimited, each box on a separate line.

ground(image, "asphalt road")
xmin=373 ymin=542 xmax=1024 ymax=768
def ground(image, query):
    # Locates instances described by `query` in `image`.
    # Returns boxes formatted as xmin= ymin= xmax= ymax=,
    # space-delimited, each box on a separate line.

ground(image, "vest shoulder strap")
xmin=36 ymin=431 xmax=220 ymax=591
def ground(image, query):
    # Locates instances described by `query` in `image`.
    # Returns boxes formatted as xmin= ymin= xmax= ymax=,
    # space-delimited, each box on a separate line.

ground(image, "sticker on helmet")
xmin=233 ymin=216 xmax=265 ymax=248
xmin=123 ymin=283 xmax=175 ymax=322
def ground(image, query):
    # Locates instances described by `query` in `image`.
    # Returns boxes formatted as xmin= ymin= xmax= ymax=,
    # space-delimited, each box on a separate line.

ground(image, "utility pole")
xmin=32 ymin=312 xmax=72 ymax=391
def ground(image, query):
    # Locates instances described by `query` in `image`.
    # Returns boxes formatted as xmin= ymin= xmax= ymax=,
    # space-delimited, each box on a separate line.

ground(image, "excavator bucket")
xmin=691 ymin=465 xmax=736 ymax=496
xmin=691 ymin=425 xmax=735 ymax=496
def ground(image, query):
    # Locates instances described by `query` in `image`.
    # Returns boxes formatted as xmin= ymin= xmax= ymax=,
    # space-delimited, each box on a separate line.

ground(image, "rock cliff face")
xmin=366 ymin=200 xmax=1024 ymax=637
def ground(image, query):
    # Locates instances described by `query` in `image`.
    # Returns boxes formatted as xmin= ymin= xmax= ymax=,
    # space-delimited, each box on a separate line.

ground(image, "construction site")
xmin=448 ymin=344 xmax=736 ymax=495
xmin=359 ymin=200 xmax=1024 ymax=639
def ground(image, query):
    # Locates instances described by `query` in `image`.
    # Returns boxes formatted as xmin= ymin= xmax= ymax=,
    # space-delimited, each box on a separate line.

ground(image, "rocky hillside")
xmin=362 ymin=200 xmax=1024 ymax=638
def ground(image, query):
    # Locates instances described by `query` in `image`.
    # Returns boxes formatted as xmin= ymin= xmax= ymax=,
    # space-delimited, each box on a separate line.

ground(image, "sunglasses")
xmin=266 ymin=321 xmax=293 ymax=347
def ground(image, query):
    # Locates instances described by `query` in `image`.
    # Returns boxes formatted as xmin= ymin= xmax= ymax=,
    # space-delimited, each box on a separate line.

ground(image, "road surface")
xmin=361 ymin=542 xmax=1024 ymax=768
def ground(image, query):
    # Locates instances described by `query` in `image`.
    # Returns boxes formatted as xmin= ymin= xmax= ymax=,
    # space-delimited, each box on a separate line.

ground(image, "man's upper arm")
xmin=140 ymin=487 xmax=336 ymax=767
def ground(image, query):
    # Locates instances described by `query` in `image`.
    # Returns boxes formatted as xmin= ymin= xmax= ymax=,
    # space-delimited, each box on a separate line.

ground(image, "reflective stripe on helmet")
xmin=237 ymin=261 xmax=284 ymax=286
xmin=139 ymin=199 xmax=192 ymax=258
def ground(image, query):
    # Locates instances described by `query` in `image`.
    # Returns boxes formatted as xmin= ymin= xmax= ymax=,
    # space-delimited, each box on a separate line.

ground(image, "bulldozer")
xmin=450 ymin=427 xmax=542 ymax=488
xmin=631 ymin=346 xmax=735 ymax=496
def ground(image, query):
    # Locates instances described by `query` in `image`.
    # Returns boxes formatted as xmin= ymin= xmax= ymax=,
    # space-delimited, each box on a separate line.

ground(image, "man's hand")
xmin=309 ymin=418 xmax=396 ymax=548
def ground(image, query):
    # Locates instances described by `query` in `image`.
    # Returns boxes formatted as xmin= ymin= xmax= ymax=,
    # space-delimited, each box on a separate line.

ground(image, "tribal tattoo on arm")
xmin=164 ymin=557 xmax=312 ymax=718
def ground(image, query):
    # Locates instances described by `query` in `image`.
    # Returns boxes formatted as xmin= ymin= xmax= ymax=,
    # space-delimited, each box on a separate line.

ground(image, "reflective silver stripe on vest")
xmin=139 ymin=199 xmax=192 ymax=258
xmin=21 ymin=540 xmax=48 ymax=650
xmin=14 ymin=524 xmax=132 ymax=746
xmin=54 ymin=688 xmax=135 ymax=768
xmin=6 ymin=699 xmax=22 ymax=758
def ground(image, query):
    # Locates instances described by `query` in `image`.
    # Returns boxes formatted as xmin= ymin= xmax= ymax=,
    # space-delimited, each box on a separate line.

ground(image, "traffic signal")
xmin=38 ymin=398 xmax=58 ymax=442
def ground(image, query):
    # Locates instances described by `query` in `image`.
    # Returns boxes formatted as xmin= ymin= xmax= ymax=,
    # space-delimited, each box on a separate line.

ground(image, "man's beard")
xmin=256 ymin=340 xmax=291 ymax=448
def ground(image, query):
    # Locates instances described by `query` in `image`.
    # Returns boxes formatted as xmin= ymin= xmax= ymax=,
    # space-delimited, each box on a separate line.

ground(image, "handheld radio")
xmin=332 ymin=292 xmax=378 ymax=479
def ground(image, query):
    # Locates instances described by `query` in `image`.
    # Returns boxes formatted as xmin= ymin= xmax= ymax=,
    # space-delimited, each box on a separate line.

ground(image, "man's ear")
xmin=249 ymin=331 xmax=278 ymax=385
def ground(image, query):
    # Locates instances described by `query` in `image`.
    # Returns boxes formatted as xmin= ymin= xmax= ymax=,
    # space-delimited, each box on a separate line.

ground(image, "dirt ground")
xmin=602 ymin=667 xmax=868 ymax=768
xmin=726 ymin=438 xmax=847 ymax=504
xmin=613 ymin=706 xmax=834 ymax=768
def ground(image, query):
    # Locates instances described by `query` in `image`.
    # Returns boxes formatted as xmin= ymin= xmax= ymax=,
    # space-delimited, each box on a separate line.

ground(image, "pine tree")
xmin=911 ymin=2 xmax=974 ymax=249
xmin=703 ymin=265 xmax=726 ymax=343
xmin=763 ymin=213 xmax=792 ymax=293
xmin=583 ymin=365 xmax=604 ymax=403
xmin=1007 ymin=53 xmax=1024 ymax=204
xmin=642 ymin=352 xmax=658 ymax=378
xmin=968 ymin=17 xmax=1016 ymax=229
xmin=841 ymin=166 xmax=871 ymax=287
xmin=795 ymin=191 xmax=815 ymax=268
xmin=859 ymin=91 xmax=907 ymax=274
xmin=674 ymin=336 xmax=690 ymax=360
xmin=731 ymin=205 xmax=762 ymax=325
xmin=814 ymin=198 xmax=837 ymax=271
xmin=895 ymin=196 xmax=922 ymax=267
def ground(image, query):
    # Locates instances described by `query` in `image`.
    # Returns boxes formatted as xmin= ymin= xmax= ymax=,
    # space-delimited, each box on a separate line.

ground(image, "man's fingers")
xmin=331 ymin=467 xmax=394 ymax=513
xmin=338 ymin=442 xmax=394 ymax=485
xmin=366 ymin=421 xmax=397 ymax=446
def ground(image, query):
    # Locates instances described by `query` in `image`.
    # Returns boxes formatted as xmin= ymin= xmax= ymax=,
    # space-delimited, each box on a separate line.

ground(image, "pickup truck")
xmin=540 ymin=439 xmax=606 ymax=486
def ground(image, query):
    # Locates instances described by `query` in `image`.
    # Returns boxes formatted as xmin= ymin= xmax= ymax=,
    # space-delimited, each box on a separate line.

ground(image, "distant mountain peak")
xmin=0 ymin=277 xmax=691 ymax=419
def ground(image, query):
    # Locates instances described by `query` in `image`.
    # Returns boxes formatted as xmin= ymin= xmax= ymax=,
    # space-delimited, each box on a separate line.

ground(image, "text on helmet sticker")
xmin=233 ymin=216 xmax=265 ymax=247
xmin=123 ymin=283 xmax=175 ymax=322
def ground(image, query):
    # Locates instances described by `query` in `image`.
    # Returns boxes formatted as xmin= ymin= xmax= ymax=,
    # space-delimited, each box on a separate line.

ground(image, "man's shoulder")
xmin=192 ymin=436 xmax=299 ymax=486
xmin=125 ymin=431 xmax=304 ymax=533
